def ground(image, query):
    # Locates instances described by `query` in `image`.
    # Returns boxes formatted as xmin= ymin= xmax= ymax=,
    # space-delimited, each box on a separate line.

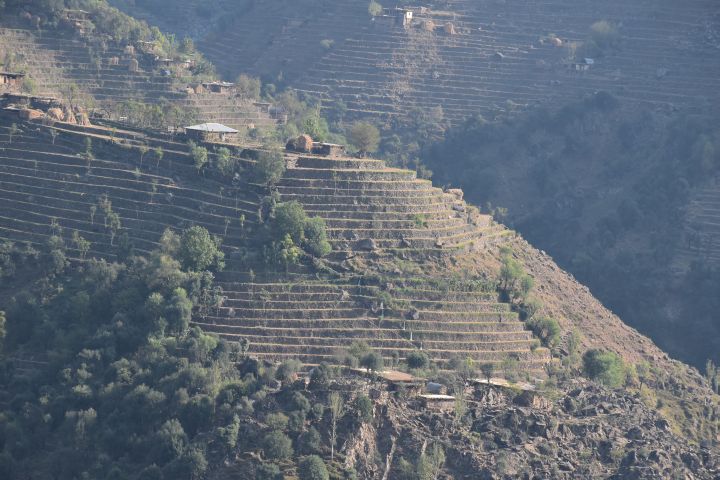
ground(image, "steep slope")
xmin=1 ymin=111 xmax=718 ymax=446
xmin=422 ymin=94 xmax=720 ymax=369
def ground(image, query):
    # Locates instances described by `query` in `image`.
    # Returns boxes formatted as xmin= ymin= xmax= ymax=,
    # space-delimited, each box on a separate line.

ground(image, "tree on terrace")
xmin=177 ymin=226 xmax=225 ymax=272
xmin=349 ymin=121 xmax=380 ymax=157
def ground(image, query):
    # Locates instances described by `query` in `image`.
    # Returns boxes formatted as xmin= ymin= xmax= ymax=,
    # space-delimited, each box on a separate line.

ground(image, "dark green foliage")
xmin=253 ymin=149 xmax=286 ymax=186
xmin=499 ymin=254 xmax=533 ymax=303
xmin=298 ymin=455 xmax=329 ymax=480
xmin=177 ymin=226 xmax=225 ymax=272
xmin=256 ymin=462 xmax=283 ymax=480
xmin=406 ymin=351 xmax=430 ymax=369
xmin=527 ymin=316 xmax=561 ymax=348
xmin=360 ymin=351 xmax=384 ymax=373
xmin=303 ymin=217 xmax=332 ymax=257
xmin=273 ymin=201 xmax=307 ymax=244
xmin=354 ymin=395 xmax=373 ymax=423
xmin=298 ymin=427 xmax=322 ymax=455
xmin=583 ymin=349 xmax=627 ymax=388
xmin=262 ymin=431 xmax=294 ymax=460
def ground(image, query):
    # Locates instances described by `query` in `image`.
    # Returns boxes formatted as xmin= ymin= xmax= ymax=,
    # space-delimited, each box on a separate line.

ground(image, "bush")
xmin=583 ymin=349 xmax=626 ymax=388
xmin=527 ymin=316 xmax=561 ymax=348
xmin=303 ymin=217 xmax=331 ymax=257
xmin=253 ymin=149 xmax=286 ymax=186
xmin=265 ymin=412 xmax=289 ymax=431
xmin=406 ymin=351 xmax=430 ymax=369
xmin=262 ymin=431 xmax=293 ymax=460
xmin=298 ymin=455 xmax=329 ymax=480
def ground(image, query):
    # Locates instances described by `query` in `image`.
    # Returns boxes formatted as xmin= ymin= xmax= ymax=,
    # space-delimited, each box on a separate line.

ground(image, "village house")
xmin=185 ymin=123 xmax=238 ymax=142
xmin=201 ymin=81 xmax=234 ymax=94
xmin=312 ymin=142 xmax=346 ymax=157
xmin=418 ymin=394 xmax=456 ymax=412
xmin=0 ymin=72 xmax=25 ymax=89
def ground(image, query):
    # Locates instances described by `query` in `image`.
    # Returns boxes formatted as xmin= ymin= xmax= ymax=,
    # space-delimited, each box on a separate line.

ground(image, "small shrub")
xmin=527 ymin=316 xmax=561 ymax=348
xmin=368 ymin=1 xmax=382 ymax=17
xmin=582 ymin=349 xmax=626 ymax=388
xmin=265 ymin=412 xmax=288 ymax=431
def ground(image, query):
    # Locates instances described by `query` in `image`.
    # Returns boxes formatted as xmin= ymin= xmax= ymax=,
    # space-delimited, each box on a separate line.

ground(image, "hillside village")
xmin=0 ymin=1 xmax=720 ymax=479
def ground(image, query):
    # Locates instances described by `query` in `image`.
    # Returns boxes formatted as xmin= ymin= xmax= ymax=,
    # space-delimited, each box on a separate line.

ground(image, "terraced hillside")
xmin=0 ymin=14 xmax=277 ymax=130
xmin=117 ymin=0 xmax=720 ymax=126
xmin=0 ymin=113 xmax=550 ymax=368
xmin=682 ymin=181 xmax=720 ymax=268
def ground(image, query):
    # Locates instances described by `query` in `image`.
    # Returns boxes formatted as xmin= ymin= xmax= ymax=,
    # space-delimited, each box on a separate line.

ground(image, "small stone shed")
xmin=418 ymin=394 xmax=456 ymax=412
xmin=0 ymin=72 xmax=25 ymax=88
xmin=201 ymin=81 xmax=234 ymax=94
xmin=185 ymin=123 xmax=238 ymax=142
xmin=312 ymin=142 xmax=346 ymax=157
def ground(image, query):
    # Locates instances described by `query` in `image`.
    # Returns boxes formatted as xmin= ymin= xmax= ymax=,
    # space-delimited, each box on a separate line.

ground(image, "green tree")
xmin=253 ymin=148 xmax=286 ymax=186
xmin=154 ymin=419 xmax=188 ymax=464
xmin=368 ymin=1 xmax=382 ymax=17
xmin=265 ymin=412 xmax=289 ymax=431
xmin=154 ymin=146 xmax=164 ymax=168
xmin=298 ymin=427 xmax=322 ymax=455
xmin=139 ymin=144 xmax=149 ymax=165
xmin=273 ymin=201 xmax=307 ymax=243
xmin=262 ymin=431 xmax=293 ymax=460
xmin=189 ymin=141 xmax=208 ymax=174
xmin=178 ymin=226 xmax=225 ymax=271
xmin=236 ymin=74 xmax=261 ymax=100
xmin=417 ymin=443 xmax=445 ymax=480
xmin=303 ymin=217 xmax=331 ymax=257
xmin=298 ymin=455 xmax=329 ymax=480
xmin=360 ymin=351 xmax=384 ymax=373
xmin=349 ymin=122 xmax=380 ymax=156
xmin=215 ymin=147 xmax=234 ymax=176
xmin=583 ymin=349 xmax=627 ymax=388
xmin=406 ymin=351 xmax=430 ymax=369
xmin=72 ymin=230 xmax=91 ymax=260
xmin=165 ymin=288 xmax=193 ymax=334
xmin=527 ymin=316 xmax=561 ymax=348
xmin=480 ymin=363 xmax=494 ymax=383
xmin=354 ymin=395 xmax=373 ymax=423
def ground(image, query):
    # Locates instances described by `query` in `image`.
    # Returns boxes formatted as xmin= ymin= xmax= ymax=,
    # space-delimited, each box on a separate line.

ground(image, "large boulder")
xmin=46 ymin=108 xmax=64 ymax=121
xmin=19 ymin=109 xmax=44 ymax=120
xmin=356 ymin=238 xmax=377 ymax=251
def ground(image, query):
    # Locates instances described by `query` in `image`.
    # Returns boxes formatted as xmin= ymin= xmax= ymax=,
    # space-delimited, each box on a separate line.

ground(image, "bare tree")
xmin=328 ymin=392 xmax=345 ymax=461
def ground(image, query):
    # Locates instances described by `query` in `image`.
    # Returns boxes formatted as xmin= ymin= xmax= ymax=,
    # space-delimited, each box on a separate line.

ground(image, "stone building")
xmin=185 ymin=123 xmax=238 ymax=142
